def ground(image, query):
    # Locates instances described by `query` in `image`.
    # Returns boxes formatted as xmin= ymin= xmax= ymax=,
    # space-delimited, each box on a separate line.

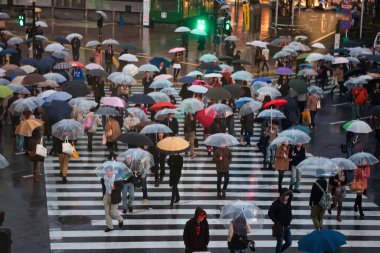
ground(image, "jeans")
xmin=310 ymin=110 xmax=317 ymax=128
xmin=122 ymin=182 xmax=135 ymax=209
xmin=311 ymin=205 xmax=325 ymax=230
xmin=352 ymin=104 xmax=362 ymax=119
xmin=289 ymin=165 xmax=301 ymax=190
xmin=276 ymin=226 xmax=292 ymax=253
xmin=244 ymin=131 xmax=253 ymax=145
xmin=217 ymin=171 xmax=229 ymax=193
xmin=141 ymin=176 xmax=148 ymax=199
xmin=16 ymin=134 xmax=24 ymax=151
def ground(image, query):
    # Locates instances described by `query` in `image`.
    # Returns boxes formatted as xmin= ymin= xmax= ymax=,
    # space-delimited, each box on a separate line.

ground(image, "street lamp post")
xmin=32 ymin=0 xmax=36 ymax=58
xmin=359 ymin=0 xmax=365 ymax=39
xmin=275 ymin=0 xmax=279 ymax=34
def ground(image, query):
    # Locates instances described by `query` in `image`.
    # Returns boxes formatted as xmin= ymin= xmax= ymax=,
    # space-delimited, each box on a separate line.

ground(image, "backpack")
xmin=315 ymin=182 xmax=332 ymax=210
xmin=83 ymin=115 xmax=94 ymax=129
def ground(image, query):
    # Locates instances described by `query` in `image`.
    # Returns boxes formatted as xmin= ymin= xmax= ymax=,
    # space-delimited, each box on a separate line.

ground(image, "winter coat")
xmin=240 ymin=112 xmax=254 ymax=132
xmin=100 ymin=178 xmax=123 ymax=204
xmin=210 ymin=120 xmax=226 ymax=134
xmin=163 ymin=117 xmax=179 ymax=135
xmin=273 ymin=145 xmax=290 ymax=171
xmin=168 ymin=154 xmax=183 ymax=186
xmin=142 ymin=76 xmax=153 ymax=94
xmin=93 ymin=81 xmax=105 ymax=98
xmin=309 ymin=178 xmax=328 ymax=207
xmin=214 ymin=147 xmax=232 ymax=172
xmin=183 ymin=207 xmax=210 ymax=252
xmin=184 ymin=115 xmax=196 ymax=133
xmin=105 ymin=49 xmax=114 ymax=63
xmin=307 ymin=93 xmax=320 ymax=111
xmin=268 ymin=188 xmax=293 ymax=226
xmin=289 ymin=146 xmax=305 ymax=166
xmin=105 ymin=117 xmax=121 ymax=142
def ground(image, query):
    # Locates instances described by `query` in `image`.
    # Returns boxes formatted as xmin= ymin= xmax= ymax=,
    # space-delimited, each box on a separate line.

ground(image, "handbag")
xmin=105 ymin=121 xmax=113 ymax=137
xmin=62 ymin=137 xmax=74 ymax=155
xmin=315 ymin=182 xmax=332 ymax=210
xmin=349 ymin=180 xmax=364 ymax=193
xmin=83 ymin=114 xmax=94 ymax=129
xmin=70 ymin=145 xmax=79 ymax=159
xmin=272 ymin=224 xmax=284 ymax=237
xmin=36 ymin=138 xmax=47 ymax=158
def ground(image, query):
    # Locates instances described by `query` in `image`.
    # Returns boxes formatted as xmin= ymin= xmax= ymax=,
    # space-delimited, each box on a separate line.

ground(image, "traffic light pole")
xmin=32 ymin=0 xmax=36 ymax=58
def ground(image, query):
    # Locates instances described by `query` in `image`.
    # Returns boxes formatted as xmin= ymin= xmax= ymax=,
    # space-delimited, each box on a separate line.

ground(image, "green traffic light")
xmin=18 ymin=14 xmax=25 ymax=27
xmin=197 ymin=19 xmax=206 ymax=31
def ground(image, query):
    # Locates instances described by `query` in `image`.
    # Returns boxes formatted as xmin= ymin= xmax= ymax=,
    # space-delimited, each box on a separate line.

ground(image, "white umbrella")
xmin=305 ymin=53 xmax=324 ymax=62
xmin=7 ymin=37 xmax=23 ymax=45
xmin=257 ymin=86 xmax=282 ymax=99
xmin=154 ymin=74 xmax=173 ymax=81
xmin=108 ymin=72 xmax=135 ymax=84
xmin=118 ymin=53 xmax=138 ymax=62
xmin=345 ymin=120 xmax=372 ymax=134
xmin=160 ymin=87 xmax=178 ymax=95
xmin=85 ymin=63 xmax=104 ymax=70
xmin=333 ymin=57 xmax=349 ymax=64
xmin=45 ymin=43 xmax=65 ymax=52
xmin=224 ymin=35 xmax=239 ymax=41
xmin=323 ymin=54 xmax=335 ymax=62
xmin=122 ymin=64 xmax=139 ymax=76
xmin=199 ymin=53 xmax=218 ymax=63
xmin=85 ymin=40 xmax=101 ymax=47
xmin=186 ymin=70 xmax=204 ymax=77
xmin=247 ymin=40 xmax=268 ymax=48
xmin=0 ymin=12 xmax=10 ymax=19
xmin=205 ymin=73 xmax=223 ymax=78
xmin=346 ymin=56 xmax=360 ymax=63
xmin=96 ymin=10 xmax=107 ymax=19
xmin=102 ymin=39 xmax=119 ymax=45
xmin=190 ymin=29 xmax=207 ymax=36
xmin=188 ymin=85 xmax=208 ymax=94
xmin=20 ymin=65 xmax=36 ymax=74
xmin=37 ymin=90 xmax=57 ymax=99
xmin=231 ymin=71 xmax=253 ymax=81
xmin=295 ymin=35 xmax=308 ymax=41
xmin=36 ymin=35 xmax=48 ymax=41
xmin=138 ymin=64 xmax=159 ymax=72
xmin=66 ymin=33 xmax=83 ymax=41
xmin=43 ymin=72 xmax=67 ymax=83
xmin=311 ymin=42 xmax=325 ymax=49
xmin=35 ymin=21 xmax=48 ymax=27
xmin=349 ymin=47 xmax=372 ymax=57
xmin=174 ymin=26 xmax=191 ymax=33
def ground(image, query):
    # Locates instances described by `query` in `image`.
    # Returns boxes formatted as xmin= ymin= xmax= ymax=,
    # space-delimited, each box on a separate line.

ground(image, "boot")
xmin=337 ymin=209 xmax=342 ymax=222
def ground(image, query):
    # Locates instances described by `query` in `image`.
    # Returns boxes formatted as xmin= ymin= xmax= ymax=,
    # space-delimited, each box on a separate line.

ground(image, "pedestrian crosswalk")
xmin=44 ymin=86 xmax=380 ymax=252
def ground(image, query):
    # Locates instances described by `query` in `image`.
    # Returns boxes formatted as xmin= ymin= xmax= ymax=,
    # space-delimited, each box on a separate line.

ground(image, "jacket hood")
xmin=279 ymin=188 xmax=293 ymax=202
xmin=194 ymin=207 xmax=207 ymax=219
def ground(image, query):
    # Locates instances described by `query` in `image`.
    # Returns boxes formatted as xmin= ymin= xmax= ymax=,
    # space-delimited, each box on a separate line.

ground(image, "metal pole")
xmin=32 ymin=0 xmax=36 ymax=59
xmin=291 ymin=4 xmax=294 ymax=26
xmin=275 ymin=0 xmax=279 ymax=34
xmin=359 ymin=0 xmax=365 ymax=39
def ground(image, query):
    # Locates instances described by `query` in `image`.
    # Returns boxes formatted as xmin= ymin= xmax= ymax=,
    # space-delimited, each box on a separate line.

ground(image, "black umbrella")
xmin=198 ymin=62 xmax=222 ymax=71
xmin=344 ymin=67 xmax=364 ymax=79
xmin=232 ymin=59 xmax=251 ymax=65
xmin=63 ymin=80 xmax=90 ymax=98
xmin=222 ymin=85 xmax=245 ymax=98
xmin=219 ymin=56 xmax=233 ymax=61
xmin=205 ymin=87 xmax=232 ymax=100
xmin=43 ymin=100 xmax=72 ymax=124
xmin=6 ymin=68 xmax=27 ymax=77
xmin=117 ymin=132 xmax=154 ymax=146
xmin=20 ymin=58 xmax=39 ymax=67
xmin=128 ymin=94 xmax=155 ymax=104
xmin=88 ymin=69 xmax=108 ymax=77
xmin=95 ymin=107 xmax=120 ymax=116
xmin=365 ymin=55 xmax=380 ymax=62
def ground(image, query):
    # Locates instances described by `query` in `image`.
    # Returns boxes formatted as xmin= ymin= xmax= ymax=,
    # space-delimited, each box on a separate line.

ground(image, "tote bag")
xmin=36 ymin=137 xmax=47 ymax=158
xmin=62 ymin=137 xmax=74 ymax=155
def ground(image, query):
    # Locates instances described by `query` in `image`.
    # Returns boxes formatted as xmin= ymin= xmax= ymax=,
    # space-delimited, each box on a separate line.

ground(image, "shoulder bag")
xmin=62 ymin=137 xmax=74 ymax=155
xmin=315 ymin=182 xmax=332 ymax=210
xmin=36 ymin=137 xmax=47 ymax=158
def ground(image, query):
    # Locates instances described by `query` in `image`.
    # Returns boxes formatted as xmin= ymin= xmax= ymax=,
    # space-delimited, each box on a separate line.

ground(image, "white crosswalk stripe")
xmin=45 ymin=85 xmax=379 ymax=252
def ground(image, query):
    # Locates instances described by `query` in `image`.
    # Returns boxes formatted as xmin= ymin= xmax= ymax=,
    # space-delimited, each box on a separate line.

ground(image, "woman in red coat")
xmin=353 ymin=164 xmax=370 ymax=218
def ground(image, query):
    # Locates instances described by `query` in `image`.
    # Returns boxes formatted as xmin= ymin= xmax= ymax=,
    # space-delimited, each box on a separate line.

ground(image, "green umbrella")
xmin=122 ymin=44 xmax=137 ymax=50
xmin=0 ymin=85 xmax=13 ymax=98
xmin=342 ymin=120 xmax=372 ymax=133
xmin=289 ymin=79 xmax=308 ymax=94
xmin=296 ymin=53 xmax=310 ymax=60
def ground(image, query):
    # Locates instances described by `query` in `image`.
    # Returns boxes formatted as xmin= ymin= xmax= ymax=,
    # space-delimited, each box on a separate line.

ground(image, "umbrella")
xmin=96 ymin=10 xmax=108 ymax=19
xmin=140 ymin=123 xmax=172 ymax=134
xmin=0 ymin=154 xmax=9 ymax=169
xmin=15 ymin=119 xmax=44 ymax=137
xmin=118 ymin=54 xmax=139 ymax=62
xmin=247 ymin=40 xmax=268 ymax=48
xmin=85 ymin=40 xmax=101 ymax=47
xmin=307 ymin=85 xmax=324 ymax=97
xmin=11 ymin=75 xmax=25 ymax=85
xmin=150 ymin=101 xmax=176 ymax=111
xmin=344 ymin=67 xmax=364 ymax=79
xmin=274 ymin=67 xmax=294 ymax=75
xmin=38 ymin=55 xmax=55 ymax=71
xmin=269 ymin=136 xmax=296 ymax=148
xmin=0 ymin=49 xmax=17 ymax=55
xmin=122 ymin=64 xmax=139 ymax=76
xmin=20 ymin=65 xmax=36 ymax=74
xmin=204 ymin=133 xmax=239 ymax=147
xmin=54 ymin=37 xmax=70 ymax=44
xmin=126 ymin=107 xmax=149 ymax=122
xmin=101 ymin=96 xmax=127 ymax=108
xmin=95 ymin=161 xmax=130 ymax=181
xmin=6 ymin=68 xmax=27 ymax=77
xmin=179 ymin=76 xmax=196 ymax=84
xmin=85 ymin=63 xmax=103 ymax=70
xmin=200 ymin=54 xmax=218 ymax=63
xmin=235 ymin=97 xmax=254 ymax=108
xmin=208 ymin=103 xmax=233 ymax=118
xmin=224 ymin=35 xmax=239 ymax=41
xmin=37 ymin=90 xmax=57 ymax=99
xmin=107 ymin=72 xmax=135 ymax=84
xmin=333 ymin=57 xmax=349 ymax=65
xmin=0 ymin=69 xmax=5 ymax=77
xmin=188 ymin=85 xmax=208 ymax=94
xmin=128 ymin=94 xmax=155 ymax=104
xmin=0 ymin=78 xmax=9 ymax=85
xmin=68 ymin=98 xmax=97 ymax=113
xmin=323 ymin=54 xmax=335 ymax=62
xmin=186 ymin=70 xmax=204 ymax=77
xmin=134 ymin=121 xmax=154 ymax=132
xmin=190 ymin=29 xmax=207 ymax=36
xmin=148 ymin=92 xmax=170 ymax=103
xmin=160 ymin=87 xmax=178 ymax=95
xmin=232 ymin=59 xmax=251 ymax=65
xmin=231 ymin=71 xmax=253 ymax=81
xmin=154 ymin=74 xmax=173 ymax=81
xmin=7 ymin=84 xmax=30 ymax=95
xmin=278 ymin=129 xmax=311 ymax=144
xmin=178 ymin=98 xmax=205 ymax=113
xmin=43 ymin=73 xmax=67 ymax=83
xmin=54 ymin=62 xmax=71 ymax=70
xmin=289 ymin=79 xmax=308 ymax=94
xmin=262 ymin=99 xmax=288 ymax=109
xmin=198 ymin=62 xmax=221 ymax=71
xmin=168 ymin=47 xmax=186 ymax=53
xmin=138 ymin=64 xmax=159 ymax=72
xmin=20 ymin=58 xmax=39 ymax=67
xmin=297 ymin=157 xmax=338 ymax=177
xmin=311 ymin=42 xmax=325 ymax=49
xmin=257 ymin=109 xmax=286 ymax=119
xmin=175 ymin=26 xmax=191 ymax=33
xmin=219 ymin=64 xmax=233 ymax=72
xmin=9 ymin=97 xmax=43 ymax=115
xmin=7 ymin=37 xmax=23 ymax=46
xmin=38 ymin=80 xmax=60 ymax=88
xmin=66 ymin=33 xmax=83 ymax=41
xmin=0 ymin=85 xmax=13 ymax=98
xmin=157 ymin=136 xmax=190 ymax=154
xmin=88 ymin=69 xmax=108 ymax=78
xmin=349 ymin=47 xmax=372 ymax=57
xmin=297 ymin=69 xmax=318 ymax=77
xmin=95 ymin=107 xmax=120 ymax=116
xmin=257 ymin=86 xmax=282 ymax=99
xmin=331 ymin=158 xmax=356 ymax=171
xmin=63 ymin=80 xmax=90 ymax=98
xmin=238 ymin=101 xmax=262 ymax=117
xmin=122 ymin=44 xmax=137 ymax=50
xmin=117 ymin=132 xmax=153 ymax=146
xmin=295 ymin=35 xmax=307 ymax=40
xmin=342 ymin=120 xmax=372 ymax=134
xmin=205 ymin=87 xmax=232 ymax=100
xmin=102 ymin=39 xmax=120 ymax=45
xmin=154 ymin=109 xmax=180 ymax=121
xmin=346 ymin=56 xmax=360 ymax=63
xmin=149 ymin=56 xmax=171 ymax=68
xmin=270 ymin=37 xmax=291 ymax=46
xmin=52 ymin=119 xmax=84 ymax=140
xmin=196 ymin=108 xmax=215 ymax=128
xmin=45 ymin=91 xmax=72 ymax=102
xmin=289 ymin=124 xmax=311 ymax=135
xmin=349 ymin=152 xmax=379 ymax=166
xmin=222 ymin=85 xmax=244 ymax=98
xmin=45 ymin=43 xmax=65 ymax=52
xmin=0 ymin=12 xmax=10 ymax=19
xmin=35 ymin=21 xmax=48 ymax=27
xmin=298 ymin=229 xmax=346 ymax=253
xmin=365 ymin=54 xmax=380 ymax=62
xmin=273 ymin=50 xmax=291 ymax=59
xmin=116 ymin=148 xmax=154 ymax=171
xmin=69 ymin=61 xmax=84 ymax=68
xmin=43 ymin=100 xmax=72 ymax=123
xmin=252 ymin=77 xmax=272 ymax=84
xmin=220 ymin=200 xmax=265 ymax=232
xmin=52 ymin=50 xmax=69 ymax=60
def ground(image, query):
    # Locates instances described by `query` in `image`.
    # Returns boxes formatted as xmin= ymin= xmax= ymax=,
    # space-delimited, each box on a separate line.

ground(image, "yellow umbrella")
xmin=156 ymin=136 xmax=190 ymax=154
xmin=35 ymin=7 xmax=42 ymax=13
xmin=15 ymin=119 xmax=44 ymax=137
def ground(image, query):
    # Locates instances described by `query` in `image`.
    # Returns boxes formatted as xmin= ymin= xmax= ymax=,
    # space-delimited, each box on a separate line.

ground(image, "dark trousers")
xmin=276 ymin=226 xmax=292 ymax=253
xmin=170 ymin=184 xmax=179 ymax=204
xmin=87 ymin=132 xmax=94 ymax=150
xmin=298 ymin=101 xmax=306 ymax=122
xmin=173 ymin=68 xmax=180 ymax=78
xmin=106 ymin=62 xmax=112 ymax=74
xmin=310 ymin=110 xmax=317 ymax=128
xmin=217 ymin=171 xmax=229 ymax=193
xmin=244 ymin=130 xmax=253 ymax=145
xmin=278 ymin=170 xmax=285 ymax=191
xmin=155 ymin=155 xmax=166 ymax=182
xmin=262 ymin=60 xmax=269 ymax=71
xmin=73 ymin=49 xmax=79 ymax=61
xmin=106 ymin=141 xmax=116 ymax=159
xmin=354 ymin=193 xmax=364 ymax=215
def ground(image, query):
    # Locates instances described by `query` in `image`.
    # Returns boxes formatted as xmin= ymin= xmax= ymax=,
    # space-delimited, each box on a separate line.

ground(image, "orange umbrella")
xmin=15 ymin=119 xmax=44 ymax=137
xmin=156 ymin=136 xmax=190 ymax=154
xmin=150 ymin=101 xmax=175 ymax=111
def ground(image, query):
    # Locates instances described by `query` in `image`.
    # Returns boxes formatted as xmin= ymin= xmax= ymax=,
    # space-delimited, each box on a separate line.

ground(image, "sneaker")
xmin=118 ymin=221 xmax=123 ymax=228
xmin=104 ymin=228 xmax=113 ymax=232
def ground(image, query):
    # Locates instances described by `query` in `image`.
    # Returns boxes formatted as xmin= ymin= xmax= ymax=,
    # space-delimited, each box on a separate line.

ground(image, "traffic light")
xmin=224 ymin=18 xmax=232 ymax=36
xmin=18 ymin=11 xmax=25 ymax=27
xmin=197 ymin=19 xmax=206 ymax=31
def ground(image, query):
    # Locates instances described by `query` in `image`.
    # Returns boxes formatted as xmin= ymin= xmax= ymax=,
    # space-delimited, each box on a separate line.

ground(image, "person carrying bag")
xmin=59 ymin=136 xmax=72 ymax=183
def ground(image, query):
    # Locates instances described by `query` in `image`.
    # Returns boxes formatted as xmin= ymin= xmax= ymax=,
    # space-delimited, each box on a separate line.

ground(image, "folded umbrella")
xmin=101 ymin=96 xmax=127 ymax=108
xmin=140 ymin=123 xmax=172 ymax=134
xmin=349 ymin=152 xmax=379 ymax=166
xmin=150 ymin=101 xmax=176 ymax=111
xmin=128 ymin=94 xmax=155 ymax=104
xmin=117 ymin=132 xmax=153 ymax=146
xmin=63 ymin=80 xmax=90 ymax=98
xmin=95 ymin=107 xmax=120 ymax=116
xmin=53 ymin=119 xmax=85 ymax=140
xmin=15 ymin=119 xmax=44 ymax=137
xmin=342 ymin=120 xmax=372 ymax=134
xmin=43 ymin=100 xmax=72 ymax=124
xmin=298 ymin=229 xmax=346 ymax=253
xmin=178 ymin=98 xmax=205 ymax=113
xmin=205 ymin=133 xmax=239 ymax=147
xmin=157 ymin=136 xmax=190 ymax=154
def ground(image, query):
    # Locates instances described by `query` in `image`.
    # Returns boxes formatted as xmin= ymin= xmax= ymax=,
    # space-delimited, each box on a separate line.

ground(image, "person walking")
xmin=171 ymin=52 xmax=181 ymax=82
xmin=261 ymin=47 xmax=270 ymax=72
xmin=25 ymin=128 xmax=44 ymax=182
xmin=288 ymin=144 xmax=305 ymax=193
xmin=84 ymin=109 xmax=100 ymax=151
xmin=104 ymin=45 xmax=114 ymax=74
xmin=306 ymin=91 xmax=321 ymax=129
xmin=93 ymin=77 xmax=105 ymax=107
xmin=168 ymin=153 xmax=183 ymax=207
xmin=353 ymin=164 xmax=370 ymax=218
xmin=309 ymin=176 xmax=328 ymax=230
xmin=72 ymin=66 xmax=85 ymax=81
xmin=71 ymin=37 xmax=80 ymax=61
xmin=142 ymin=71 xmax=153 ymax=95
xmin=240 ymin=112 xmax=254 ymax=146
xmin=105 ymin=116 xmax=121 ymax=160
xmin=327 ymin=169 xmax=347 ymax=222
xmin=183 ymin=207 xmax=210 ymax=253
xmin=274 ymin=142 xmax=290 ymax=192
xmin=97 ymin=14 xmax=104 ymax=38
xmin=227 ymin=215 xmax=252 ymax=253
xmin=351 ymin=83 xmax=368 ymax=119
xmin=122 ymin=156 xmax=136 ymax=213
xmin=123 ymin=112 xmax=140 ymax=133
xmin=58 ymin=137 xmax=70 ymax=183
xmin=100 ymin=167 xmax=124 ymax=232
xmin=346 ymin=131 xmax=359 ymax=158
xmin=268 ymin=188 xmax=293 ymax=253
xmin=94 ymin=45 xmax=102 ymax=65
xmin=163 ymin=113 xmax=178 ymax=136
xmin=214 ymin=145 xmax=232 ymax=199
xmin=184 ymin=112 xmax=196 ymax=158
xmin=182 ymin=32 xmax=189 ymax=57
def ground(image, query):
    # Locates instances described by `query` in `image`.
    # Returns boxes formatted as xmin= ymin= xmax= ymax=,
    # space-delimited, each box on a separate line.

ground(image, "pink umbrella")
xmin=154 ymin=74 xmax=173 ymax=81
xmin=192 ymin=80 xmax=209 ymax=86
xmin=168 ymin=47 xmax=186 ymax=53
xmin=101 ymin=97 xmax=127 ymax=108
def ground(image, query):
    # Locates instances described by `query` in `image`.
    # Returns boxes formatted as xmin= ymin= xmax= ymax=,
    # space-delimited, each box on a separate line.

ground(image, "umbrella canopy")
xmin=238 ymin=101 xmax=262 ymax=117
xmin=224 ymin=35 xmax=239 ymax=41
xmin=307 ymin=85 xmax=324 ymax=97
xmin=346 ymin=56 xmax=360 ymax=63
xmin=257 ymin=86 xmax=282 ymax=99
xmin=116 ymin=148 xmax=154 ymax=171
xmin=9 ymin=97 xmax=43 ymax=115
xmin=95 ymin=161 xmax=129 ymax=181
xmin=200 ymin=54 xmax=218 ymax=63
xmin=154 ymin=109 xmax=180 ymax=121
xmin=252 ymin=81 xmax=269 ymax=91
xmin=298 ymin=229 xmax=346 ymax=253
xmin=45 ymin=91 xmax=72 ymax=102
xmin=43 ymin=72 xmax=67 ymax=83
xmin=54 ymin=37 xmax=70 ymax=44
xmin=0 ymin=85 xmax=13 ymax=98
xmin=0 ymin=78 xmax=10 ymax=85
xmin=95 ymin=107 xmax=120 ymax=116
xmin=52 ymin=119 xmax=84 ymax=140
xmin=198 ymin=62 xmax=221 ymax=71
xmin=118 ymin=53 xmax=138 ymax=62
xmin=273 ymin=50 xmax=291 ymax=59
xmin=323 ymin=54 xmax=335 ymax=62
xmin=186 ymin=70 xmax=204 ymax=77
xmin=96 ymin=10 xmax=108 ymax=19
xmin=333 ymin=57 xmax=349 ymax=65
xmin=297 ymin=157 xmax=338 ymax=177
xmin=66 ymin=33 xmax=83 ymax=41
xmin=37 ymin=90 xmax=57 ymax=99
xmin=174 ymin=26 xmax=191 ymax=32
xmin=150 ymin=101 xmax=176 ymax=111
xmin=205 ymin=87 xmax=232 ymax=100
xmin=269 ymin=136 xmax=296 ymax=148
xmin=342 ymin=120 xmax=372 ymax=134
xmin=43 ymin=100 xmax=72 ymax=124
xmin=88 ymin=68 xmax=108 ymax=78
xmin=0 ymin=12 xmax=10 ymax=19
xmin=6 ymin=83 xmax=28 ymax=95
xmin=196 ymin=108 xmax=215 ymax=128
xmin=178 ymin=98 xmax=205 ymax=113
xmin=148 ymin=92 xmax=170 ymax=103
xmin=190 ymin=29 xmax=207 ymax=36
xmin=102 ymin=39 xmax=119 ymax=45
xmin=349 ymin=47 xmax=372 ymax=57
xmin=126 ymin=107 xmax=149 ymax=122
xmin=128 ymin=94 xmax=155 ymax=104
xmin=231 ymin=71 xmax=253 ymax=81
xmin=45 ymin=43 xmax=65 ymax=52
xmin=222 ymin=85 xmax=244 ymax=98
xmin=311 ymin=42 xmax=325 ymax=49
xmin=349 ymin=152 xmax=379 ymax=166
xmin=235 ymin=97 xmax=254 ymax=108
xmin=69 ymin=61 xmax=84 ymax=68
xmin=220 ymin=200 xmax=265 ymax=233
xmin=160 ymin=87 xmax=178 ymax=95
xmin=150 ymin=79 xmax=173 ymax=90
xmin=20 ymin=65 xmax=36 ymax=74
xmin=297 ymin=69 xmax=318 ymax=77
xmin=68 ymin=98 xmax=97 ymax=113
xmin=157 ymin=136 xmax=190 ymax=154
xmin=140 ymin=123 xmax=172 ymax=134
xmin=15 ymin=119 xmax=44 ymax=137
xmin=331 ymin=158 xmax=356 ymax=171
xmin=205 ymin=133 xmax=239 ymax=147
xmin=149 ymin=56 xmax=171 ymax=68
xmin=274 ymin=67 xmax=293 ymax=75
xmin=257 ymin=109 xmax=286 ymax=119
xmin=85 ymin=40 xmax=101 ymax=47
xmin=38 ymin=80 xmax=60 ymax=88
xmin=0 ymin=154 xmax=9 ymax=169
xmin=289 ymin=79 xmax=308 ymax=94
xmin=169 ymin=47 xmax=186 ymax=53
xmin=208 ymin=103 xmax=233 ymax=118
xmin=122 ymin=64 xmax=139 ymax=76
xmin=232 ymin=59 xmax=251 ymax=65
xmin=101 ymin=96 xmax=127 ymax=108
xmin=305 ymin=53 xmax=324 ymax=62
xmin=20 ymin=58 xmax=39 ymax=67
xmin=54 ymin=62 xmax=71 ymax=70
xmin=107 ymin=72 xmax=135 ymax=84
xmin=188 ymin=85 xmax=208 ymax=94
xmin=6 ymin=67 xmax=27 ymax=77
xmin=289 ymin=124 xmax=311 ymax=135
xmin=7 ymin=37 xmax=23 ymax=46
xmin=117 ymin=132 xmax=154 ymax=146
xmin=262 ymin=99 xmax=288 ymax=109
xmin=138 ymin=64 xmax=159 ymax=72
xmin=278 ymin=129 xmax=311 ymax=144
xmin=63 ymin=80 xmax=90 ymax=98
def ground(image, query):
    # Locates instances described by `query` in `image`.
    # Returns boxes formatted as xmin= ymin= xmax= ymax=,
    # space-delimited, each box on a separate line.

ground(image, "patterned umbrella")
xmin=53 ymin=62 xmax=71 ymax=70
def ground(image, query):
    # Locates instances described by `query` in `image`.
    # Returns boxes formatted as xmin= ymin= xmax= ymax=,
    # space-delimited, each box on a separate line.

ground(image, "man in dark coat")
xmin=282 ymin=95 xmax=299 ymax=128
xmin=268 ymin=188 xmax=293 ymax=253
xmin=241 ymin=112 xmax=254 ymax=146
xmin=163 ymin=113 xmax=178 ymax=136
xmin=105 ymin=45 xmax=114 ymax=74
xmin=168 ymin=154 xmax=183 ymax=207
xmin=71 ymin=37 xmax=81 ymax=61
xmin=183 ymin=207 xmax=210 ymax=253
xmin=93 ymin=78 xmax=105 ymax=107
xmin=142 ymin=71 xmax=153 ymax=95
xmin=309 ymin=176 xmax=328 ymax=230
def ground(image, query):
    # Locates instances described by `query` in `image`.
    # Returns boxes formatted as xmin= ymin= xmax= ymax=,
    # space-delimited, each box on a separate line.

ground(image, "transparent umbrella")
xmin=208 ymin=103 xmax=233 ymax=118
xmin=68 ymin=98 xmax=97 ymax=113
xmin=138 ymin=64 xmax=159 ymax=72
xmin=231 ymin=71 xmax=253 ymax=81
xmin=147 ymin=92 xmax=170 ymax=102
xmin=140 ymin=123 xmax=173 ymax=134
xmin=257 ymin=86 xmax=282 ymax=99
xmin=199 ymin=54 xmax=218 ymax=63
xmin=220 ymin=200 xmax=265 ymax=233
xmin=154 ymin=109 xmax=181 ymax=121
xmin=269 ymin=136 xmax=296 ymax=148
xmin=116 ymin=148 xmax=154 ymax=173
xmin=278 ymin=129 xmax=311 ymax=144
xmin=238 ymin=101 xmax=262 ymax=117
xmin=149 ymin=80 xmax=173 ymax=90
xmin=307 ymin=85 xmax=324 ymax=98
xmin=257 ymin=109 xmax=286 ymax=119
xmin=127 ymin=108 xmax=149 ymax=122
xmin=161 ymin=87 xmax=178 ymax=95
xmin=122 ymin=64 xmax=139 ymax=76
xmin=349 ymin=152 xmax=379 ymax=166
xmin=51 ymin=119 xmax=85 ymax=140
xmin=331 ymin=158 xmax=357 ymax=171
xmin=297 ymin=157 xmax=338 ymax=177
xmin=178 ymin=98 xmax=205 ymax=113
xmin=95 ymin=161 xmax=130 ymax=181
xmin=204 ymin=133 xmax=239 ymax=147
xmin=0 ymin=154 xmax=9 ymax=169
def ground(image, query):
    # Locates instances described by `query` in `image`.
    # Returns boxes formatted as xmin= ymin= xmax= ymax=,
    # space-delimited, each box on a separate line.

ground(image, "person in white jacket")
xmin=123 ymin=112 xmax=140 ymax=133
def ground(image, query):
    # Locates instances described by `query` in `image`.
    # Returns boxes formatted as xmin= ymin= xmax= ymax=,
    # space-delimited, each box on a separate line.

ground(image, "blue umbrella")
xmin=128 ymin=94 xmax=155 ymax=104
xmin=235 ymin=97 xmax=254 ymax=108
xmin=252 ymin=77 xmax=272 ymax=84
xmin=0 ymin=48 xmax=17 ymax=55
xmin=149 ymin=56 xmax=171 ymax=68
xmin=43 ymin=100 xmax=72 ymax=124
xmin=20 ymin=58 xmax=39 ymax=67
xmin=365 ymin=54 xmax=380 ymax=62
xmin=0 ymin=78 xmax=10 ymax=85
xmin=38 ymin=56 xmax=55 ymax=72
xmin=298 ymin=229 xmax=346 ymax=253
xmin=179 ymin=76 xmax=196 ymax=84
xmin=298 ymin=63 xmax=314 ymax=68
xmin=54 ymin=37 xmax=70 ymax=44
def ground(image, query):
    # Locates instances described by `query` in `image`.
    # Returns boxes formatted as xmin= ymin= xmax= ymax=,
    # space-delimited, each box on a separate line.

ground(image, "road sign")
xmin=342 ymin=0 xmax=352 ymax=4
xmin=343 ymin=37 xmax=349 ymax=42
xmin=342 ymin=8 xmax=350 ymax=16
xmin=341 ymin=20 xmax=351 ymax=30
xmin=342 ymin=4 xmax=352 ymax=9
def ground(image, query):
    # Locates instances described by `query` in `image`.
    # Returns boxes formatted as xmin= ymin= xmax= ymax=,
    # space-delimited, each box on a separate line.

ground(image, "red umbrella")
xmin=69 ymin=61 xmax=84 ymax=68
xmin=150 ymin=101 xmax=175 ymax=111
xmin=262 ymin=99 xmax=288 ymax=109
xmin=196 ymin=108 xmax=216 ymax=128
